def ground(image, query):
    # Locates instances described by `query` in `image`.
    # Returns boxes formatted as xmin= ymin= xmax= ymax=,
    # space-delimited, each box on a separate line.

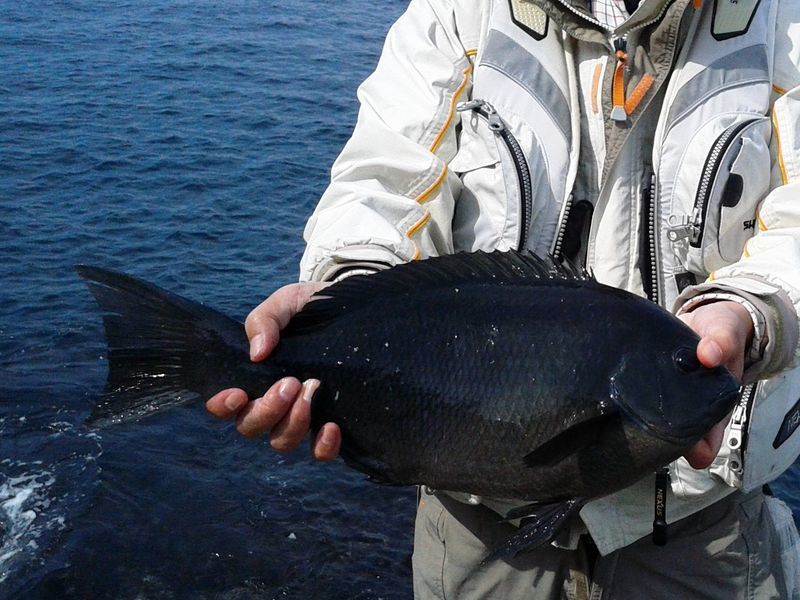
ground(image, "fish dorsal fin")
xmin=285 ymin=251 xmax=592 ymax=335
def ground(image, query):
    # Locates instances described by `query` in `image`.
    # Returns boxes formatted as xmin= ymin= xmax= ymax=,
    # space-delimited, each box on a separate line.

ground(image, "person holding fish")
xmin=206 ymin=0 xmax=800 ymax=597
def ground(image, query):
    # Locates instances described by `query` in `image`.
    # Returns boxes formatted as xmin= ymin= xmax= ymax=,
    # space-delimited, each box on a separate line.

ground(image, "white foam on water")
xmin=0 ymin=466 xmax=63 ymax=584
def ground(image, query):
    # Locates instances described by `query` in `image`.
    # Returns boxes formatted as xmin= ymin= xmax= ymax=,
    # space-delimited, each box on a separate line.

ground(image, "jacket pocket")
xmin=453 ymin=99 xmax=563 ymax=255
xmin=737 ymin=366 xmax=800 ymax=494
xmin=450 ymin=103 xmax=513 ymax=252
xmin=668 ymin=116 xmax=771 ymax=275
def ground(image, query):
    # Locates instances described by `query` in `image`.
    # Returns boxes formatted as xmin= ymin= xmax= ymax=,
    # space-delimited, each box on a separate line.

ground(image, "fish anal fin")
xmin=523 ymin=413 xmax=617 ymax=468
xmin=484 ymin=499 xmax=583 ymax=563
xmin=498 ymin=501 xmax=552 ymax=523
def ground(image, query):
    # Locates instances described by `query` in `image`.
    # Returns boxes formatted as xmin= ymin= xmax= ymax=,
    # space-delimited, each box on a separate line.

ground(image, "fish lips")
xmin=612 ymin=380 xmax=742 ymax=448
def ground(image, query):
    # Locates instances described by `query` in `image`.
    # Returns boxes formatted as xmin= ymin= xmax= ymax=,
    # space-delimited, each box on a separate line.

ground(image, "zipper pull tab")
xmin=610 ymin=38 xmax=628 ymax=122
xmin=456 ymin=99 xmax=484 ymax=112
xmin=666 ymin=215 xmax=695 ymax=242
xmin=667 ymin=225 xmax=693 ymax=242
xmin=483 ymin=103 xmax=505 ymax=131
xmin=688 ymin=206 xmax=705 ymax=245
xmin=456 ymin=99 xmax=505 ymax=131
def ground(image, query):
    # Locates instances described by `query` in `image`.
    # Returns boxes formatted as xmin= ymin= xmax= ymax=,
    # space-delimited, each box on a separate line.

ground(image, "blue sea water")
xmin=1 ymin=1 xmax=412 ymax=598
xmin=0 ymin=1 xmax=798 ymax=598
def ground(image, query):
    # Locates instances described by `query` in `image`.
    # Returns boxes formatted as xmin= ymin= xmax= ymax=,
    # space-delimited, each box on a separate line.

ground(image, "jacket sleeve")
xmin=298 ymin=0 xmax=482 ymax=283
xmin=674 ymin=4 xmax=800 ymax=381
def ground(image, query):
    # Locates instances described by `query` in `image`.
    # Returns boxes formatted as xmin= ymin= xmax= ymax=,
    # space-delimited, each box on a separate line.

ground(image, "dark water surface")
xmin=1 ymin=1 xmax=798 ymax=598
xmin=1 ymin=1 xmax=412 ymax=598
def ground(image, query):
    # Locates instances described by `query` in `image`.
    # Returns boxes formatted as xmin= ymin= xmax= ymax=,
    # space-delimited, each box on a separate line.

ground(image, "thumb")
xmin=696 ymin=336 xmax=725 ymax=369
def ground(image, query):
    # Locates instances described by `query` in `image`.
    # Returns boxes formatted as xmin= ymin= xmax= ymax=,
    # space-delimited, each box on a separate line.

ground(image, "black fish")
xmin=77 ymin=251 xmax=740 ymax=556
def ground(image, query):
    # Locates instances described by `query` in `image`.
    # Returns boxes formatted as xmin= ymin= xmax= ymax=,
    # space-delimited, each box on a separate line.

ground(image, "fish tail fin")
xmin=77 ymin=265 xmax=260 ymax=427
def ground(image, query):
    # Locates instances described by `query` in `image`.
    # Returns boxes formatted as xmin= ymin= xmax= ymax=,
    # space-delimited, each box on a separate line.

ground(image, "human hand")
xmin=205 ymin=281 xmax=342 ymax=461
xmin=678 ymin=300 xmax=754 ymax=469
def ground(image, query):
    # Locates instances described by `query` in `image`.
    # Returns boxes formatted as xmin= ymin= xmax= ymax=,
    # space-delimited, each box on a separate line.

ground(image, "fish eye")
xmin=673 ymin=347 xmax=701 ymax=373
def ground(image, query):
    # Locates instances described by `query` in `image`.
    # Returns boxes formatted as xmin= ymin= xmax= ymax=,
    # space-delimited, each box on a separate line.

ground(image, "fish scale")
xmin=261 ymin=272 xmax=727 ymax=500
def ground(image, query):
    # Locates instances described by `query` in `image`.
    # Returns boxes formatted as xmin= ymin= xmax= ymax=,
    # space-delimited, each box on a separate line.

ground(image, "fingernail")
xmin=708 ymin=340 xmax=725 ymax=365
xmin=318 ymin=426 xmax=334 ymax=448
xmin=278 ymin=379 xmax=295 ymax=403
xmin=250 ymin=334 xmax=265 ymax=361
xmin=302 ymin=379 xmax=320 ymax=403
xmin=224 ymin=393 xmax=246 ymax=411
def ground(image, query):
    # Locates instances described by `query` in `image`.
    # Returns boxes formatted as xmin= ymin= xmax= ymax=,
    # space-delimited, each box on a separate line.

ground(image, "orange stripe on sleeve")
xmin=406 ymin=212 xmax=431 ymax=241
xmin=416 ymin=164 xmax=448 ymax=204
xmin=429 ymin=64 xmax=473 ymax=154
xmin=756 ymin=207 xmax=768 ymax=232
xmin=772 ymin=110 xmax=788 ymax=185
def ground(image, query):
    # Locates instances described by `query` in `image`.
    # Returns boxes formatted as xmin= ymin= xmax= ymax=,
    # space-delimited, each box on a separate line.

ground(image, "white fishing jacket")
xmin=299 ymin=0 xmax=800 ymax=554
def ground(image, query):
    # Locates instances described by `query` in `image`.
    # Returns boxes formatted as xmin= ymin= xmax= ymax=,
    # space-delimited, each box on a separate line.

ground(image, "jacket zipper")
xmin=667 ymin=119 xmax=758 ymax=248
xmin=457 ymin=99 xmax=533 ymax=251
xmin=551 ymin=194 xmax=574 ymax=262
xmin=641 ymin=170 xmax=660 ymax=304
xmin=552 ymin=0 xmax=603 ymax=28
xmin=728 ymin=383 xmax=758 ymax=477
xmin=552 ymin=0 xmax=673 ymax=37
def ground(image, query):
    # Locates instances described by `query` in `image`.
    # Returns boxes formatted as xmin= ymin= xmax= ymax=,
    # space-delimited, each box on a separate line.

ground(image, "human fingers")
xmin=206 ymin=388 xmax=249 ymax=419
xmin=235 ymin=377 xmax=303 ymax=438
xmin=269 ymin=379 xmax=319 ymax=452
xmin=677 ymin=300 xmax=752 ymax=469
xmin=312 ymin=423 xmax=341 ymax=461
xmin=683 ymin=417 xmax=728 ymax=469
xmin=245 ymin=282 xmax=330 ymax=362
xmin=696 ymin=328 xmax=741 ymax=372
xmin=678 ymin=301 xmax=752 ymax=381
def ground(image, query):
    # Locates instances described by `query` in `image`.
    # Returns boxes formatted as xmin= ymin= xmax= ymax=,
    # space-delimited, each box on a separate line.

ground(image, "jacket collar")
xmin=542 ymin=0 xmax=679 ymax=36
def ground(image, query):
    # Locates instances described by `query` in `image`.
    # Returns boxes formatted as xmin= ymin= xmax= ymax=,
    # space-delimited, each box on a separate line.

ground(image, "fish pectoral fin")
xmin=484 ymin=499 xmax=583 ymax=563
xmin=522 ymin=413 xmax=616 ymax=468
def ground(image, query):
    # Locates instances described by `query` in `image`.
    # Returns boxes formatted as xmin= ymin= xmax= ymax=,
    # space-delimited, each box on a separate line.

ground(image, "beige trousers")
xmin=412 ymin=487 xmax=798 ymax=599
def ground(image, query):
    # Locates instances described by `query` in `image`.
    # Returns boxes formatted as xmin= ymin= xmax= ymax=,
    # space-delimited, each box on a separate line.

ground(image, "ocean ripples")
xmin=0 ymin=415 xmax=102 ymax=596
xmin=0 ymin=466 xmax=60 ymax=580
xmin=0 ymin=0 xmax=433 ymax=597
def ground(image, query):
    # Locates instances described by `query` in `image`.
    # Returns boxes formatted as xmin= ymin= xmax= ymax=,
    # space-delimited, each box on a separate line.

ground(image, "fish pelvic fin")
xmin=77 ymin=265 xmax=256 ymax=427
xmin=483 ymin=498 xmax=584 ymax=564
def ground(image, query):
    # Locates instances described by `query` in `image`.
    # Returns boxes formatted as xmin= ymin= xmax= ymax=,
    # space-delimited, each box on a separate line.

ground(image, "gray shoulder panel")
xmin=480 ymin=29 xmax=571 ymax=143
xmin=666 ymin=44 xmax=770 ymax=128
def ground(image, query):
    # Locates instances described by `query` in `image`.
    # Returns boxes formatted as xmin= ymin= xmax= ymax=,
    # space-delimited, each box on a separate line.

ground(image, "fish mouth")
xmin=614 ymin=383 xmax=742 ymax=449
xmin=650 ymin=386 xmax=743 ymax=447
